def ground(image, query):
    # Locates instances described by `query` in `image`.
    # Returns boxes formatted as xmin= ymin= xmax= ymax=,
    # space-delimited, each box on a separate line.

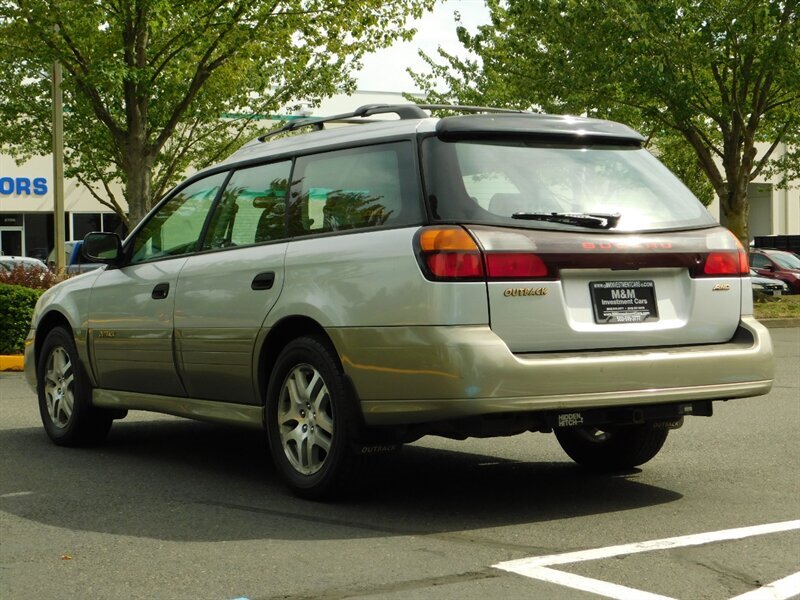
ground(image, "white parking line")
xmin=520 ymin=566 xmax=677 ymax=600
xmin=730 ymin=572 xmax=800 ymax=600
xmin=493 ymin=519 xmax=800 ymax=600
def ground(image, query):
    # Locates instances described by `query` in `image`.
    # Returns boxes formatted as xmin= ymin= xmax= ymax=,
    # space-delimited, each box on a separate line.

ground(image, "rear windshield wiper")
xmin=511 ymin=211 xmax=621 ymax=229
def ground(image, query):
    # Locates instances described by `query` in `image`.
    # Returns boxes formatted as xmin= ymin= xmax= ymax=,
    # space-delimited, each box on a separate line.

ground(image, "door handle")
xmin=251 ymin=272 xmax=275 ymax=290
xmin=152 ymin=282 xmax=170 ymax=299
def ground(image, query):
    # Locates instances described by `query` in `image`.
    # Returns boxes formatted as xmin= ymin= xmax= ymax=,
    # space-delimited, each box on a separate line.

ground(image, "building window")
xmin=72 ymin=213 xmax=103 ymax=241
xmin=102 ymin=213 xmax=127 ymax=237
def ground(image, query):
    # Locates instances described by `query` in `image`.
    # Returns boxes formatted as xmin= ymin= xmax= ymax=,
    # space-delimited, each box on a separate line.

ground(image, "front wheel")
xmin=265 ymin=336 xmax=360 ymax=499
xmin=37 ymin=326 xmax=113 ymax=446
xmin=554 ymin=423 xmax=669 ymax=471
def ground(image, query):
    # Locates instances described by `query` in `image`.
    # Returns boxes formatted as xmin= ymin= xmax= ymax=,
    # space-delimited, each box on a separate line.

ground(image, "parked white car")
xmin=0 ymin=255 xmax=48 ymax=273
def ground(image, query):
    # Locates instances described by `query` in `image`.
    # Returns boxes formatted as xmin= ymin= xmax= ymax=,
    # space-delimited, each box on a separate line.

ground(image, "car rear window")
xmin=421 ymin=138 xmax=716 ymax=232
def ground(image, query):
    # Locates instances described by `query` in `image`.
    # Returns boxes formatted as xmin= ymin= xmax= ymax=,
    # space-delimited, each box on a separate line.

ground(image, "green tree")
xmin=0 ymin=0 xmax=433 ymax=227
xmin=411 ymin=0 xmax=799 ymax=244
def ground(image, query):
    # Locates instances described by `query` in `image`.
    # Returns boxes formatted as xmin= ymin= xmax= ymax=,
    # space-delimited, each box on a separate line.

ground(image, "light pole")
xmin=51 ymin=29 xmax=65 ymax=273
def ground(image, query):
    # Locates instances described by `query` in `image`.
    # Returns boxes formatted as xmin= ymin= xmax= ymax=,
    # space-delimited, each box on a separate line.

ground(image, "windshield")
xmin=421 ymin=138 xmax=716 ymax=232
xmin=769 ymin=251 xmax=800 ymax=269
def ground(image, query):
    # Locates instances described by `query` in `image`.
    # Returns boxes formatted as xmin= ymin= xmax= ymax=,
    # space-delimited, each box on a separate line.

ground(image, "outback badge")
xmin=504 ymin=287 xmax=549 ymax=297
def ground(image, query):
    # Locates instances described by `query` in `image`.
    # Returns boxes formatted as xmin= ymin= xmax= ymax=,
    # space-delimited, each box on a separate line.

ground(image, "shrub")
xmin=0 ymin=265 xmax=66 ymax=290
xmin=0 ymin=283 xmax=44 ymax=354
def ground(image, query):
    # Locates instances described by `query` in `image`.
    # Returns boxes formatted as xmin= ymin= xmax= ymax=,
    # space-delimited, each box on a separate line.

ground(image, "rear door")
xmin=173 ymin=161 xmax=291 ymax=404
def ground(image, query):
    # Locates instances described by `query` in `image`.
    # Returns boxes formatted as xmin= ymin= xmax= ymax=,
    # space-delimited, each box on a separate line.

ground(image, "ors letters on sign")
xmin=0 ymin=177 xmax=48 ymax=196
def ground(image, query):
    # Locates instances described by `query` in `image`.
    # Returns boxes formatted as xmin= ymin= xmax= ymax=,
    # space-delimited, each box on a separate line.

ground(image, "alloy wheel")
xmin=43 ymin=347 xmax=74 ymax=429
xmin=277 ymin=364 xmax=334 ymax=475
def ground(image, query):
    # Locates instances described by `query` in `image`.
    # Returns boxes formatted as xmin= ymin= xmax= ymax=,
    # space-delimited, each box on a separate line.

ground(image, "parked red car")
xmin=749 ymin=248 xmax=800 ymax=294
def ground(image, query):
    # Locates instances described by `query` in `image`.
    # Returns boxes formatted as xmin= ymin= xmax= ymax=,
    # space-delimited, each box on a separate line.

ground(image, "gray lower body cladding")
xmin=327 ymin=316 xmax=773 ymax=426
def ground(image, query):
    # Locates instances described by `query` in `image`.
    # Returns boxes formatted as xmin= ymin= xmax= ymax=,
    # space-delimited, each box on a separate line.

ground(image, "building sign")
xmin=1 ymin=214 xmax=23 ymax=226
xmin=0 ymin=177 xmax=49 ymax=196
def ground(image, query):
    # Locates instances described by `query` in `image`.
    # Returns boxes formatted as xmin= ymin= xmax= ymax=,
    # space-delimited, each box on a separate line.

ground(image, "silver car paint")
xmin=174 ymin=242 xmax=288 ymax=404
xmin=265 ymin=227 xmax=488 ymax=328
xmin=487 ymin=268 xmax=742 ymax=353
xmin=88 ymin=259 xmax=187 ymax=396
xmin=24 ymin=269 xmax=101 ymax=388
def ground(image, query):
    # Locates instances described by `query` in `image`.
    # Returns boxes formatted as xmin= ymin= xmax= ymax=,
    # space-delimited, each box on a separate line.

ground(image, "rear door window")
xmin=750 ymin=253 xmax=772 ymax=268
xmin=202 ymin=161 xmax=291 ymax=249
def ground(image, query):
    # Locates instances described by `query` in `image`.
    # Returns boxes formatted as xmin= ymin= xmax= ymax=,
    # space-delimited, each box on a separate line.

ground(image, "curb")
xmin=757 ymin=318 xmax=800 ymax=329
xmin=0 ymin=355 xmax=24 ymax=372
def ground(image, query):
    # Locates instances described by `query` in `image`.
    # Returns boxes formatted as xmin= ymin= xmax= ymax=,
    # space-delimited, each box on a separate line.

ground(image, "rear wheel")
xmin=554 ymin=423 xmax=668 ymax=471
xmin=37 ymin=326 xmax=112 ymax=445
xmin=266 ymin=336 xmax=360 ymax=499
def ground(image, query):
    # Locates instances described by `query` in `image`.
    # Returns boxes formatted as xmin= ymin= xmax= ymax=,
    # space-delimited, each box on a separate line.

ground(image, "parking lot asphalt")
xmin=1 ymin=327 xmax=798 ymax=600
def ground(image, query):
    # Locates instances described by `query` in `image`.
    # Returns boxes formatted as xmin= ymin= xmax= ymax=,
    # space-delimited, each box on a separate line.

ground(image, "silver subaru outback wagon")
xmin=24 ymin=104 xmax=774 ymax=498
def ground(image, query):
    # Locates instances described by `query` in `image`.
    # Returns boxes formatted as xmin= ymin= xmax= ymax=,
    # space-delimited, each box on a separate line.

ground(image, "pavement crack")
xmin=265 ymin=568 xmax=499 ymax=599
xmin=687 ymin=558 xmax=762 ymax=593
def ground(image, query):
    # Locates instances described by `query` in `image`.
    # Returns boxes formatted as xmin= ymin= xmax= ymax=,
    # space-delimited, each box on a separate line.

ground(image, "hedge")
xmin=0 ymin=283 xmax=44 ymax=355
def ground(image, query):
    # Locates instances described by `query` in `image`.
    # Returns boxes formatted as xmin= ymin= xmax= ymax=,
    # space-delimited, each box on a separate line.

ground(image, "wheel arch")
xmin=256 ymin=315 xmax=344 ymax=407
xmin=34 ymin=310 xmax=74 ymax=371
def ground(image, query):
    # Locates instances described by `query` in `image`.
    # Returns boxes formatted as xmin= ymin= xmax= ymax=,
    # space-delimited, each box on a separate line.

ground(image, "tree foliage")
xmin=410 ymin=0 xmax=799 ymax=244
xmin=0 ymin=0 xmax=433 ymax=226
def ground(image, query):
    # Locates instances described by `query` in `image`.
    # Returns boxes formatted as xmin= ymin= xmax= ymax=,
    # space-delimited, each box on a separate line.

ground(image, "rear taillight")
xmin=696 ymin=236 xmax=748 ymax=277
xmin=416 ymin=226 xmax=551 ymax=281
xmin=417 ymin=226 xmax=484 ymax=280
xmin=426 ymin=253 xmax=484 ymax=279
xmin=703 ymin=251 xmax=740 ymax=275
xmin=485 ymin=253 xmax=549 ymax=279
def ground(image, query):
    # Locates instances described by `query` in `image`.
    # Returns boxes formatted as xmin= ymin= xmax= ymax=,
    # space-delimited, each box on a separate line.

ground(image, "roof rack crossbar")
xmin=257 ymin=103 xmax=533 ymax=142
xmin=415 ymin=104 xmax=530 ymax=115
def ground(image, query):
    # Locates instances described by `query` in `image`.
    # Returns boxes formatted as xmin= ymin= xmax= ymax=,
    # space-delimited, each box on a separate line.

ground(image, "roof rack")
xmin=257 ymin=103 xmax=530 ymax=142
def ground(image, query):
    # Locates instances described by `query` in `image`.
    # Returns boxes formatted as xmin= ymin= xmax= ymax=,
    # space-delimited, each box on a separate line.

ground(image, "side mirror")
xmin=82 ymin=232 xmax=123 ymax=265
xmin=763 ymin=264 xmax=775 ymax=271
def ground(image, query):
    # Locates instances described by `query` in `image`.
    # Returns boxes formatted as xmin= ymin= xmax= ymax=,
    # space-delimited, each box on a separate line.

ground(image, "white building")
xmin=0 ymin=152 xmax=127 ymax=260
xmin=707 ymin=142 xmax=799 ymax=241
xmin=1 ymin=90 xmax=797 ymax=259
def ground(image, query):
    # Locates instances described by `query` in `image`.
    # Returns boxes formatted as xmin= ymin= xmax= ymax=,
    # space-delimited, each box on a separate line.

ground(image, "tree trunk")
xmin=720 ymin=185 xmax=751 ymax=248
xmin=122 ymin=149 xmax=154 ymax=228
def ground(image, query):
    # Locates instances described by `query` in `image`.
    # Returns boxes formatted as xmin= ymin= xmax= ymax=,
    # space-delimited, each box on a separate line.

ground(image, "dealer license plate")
xmin=590 ymin=280 xmax=659 ymax=324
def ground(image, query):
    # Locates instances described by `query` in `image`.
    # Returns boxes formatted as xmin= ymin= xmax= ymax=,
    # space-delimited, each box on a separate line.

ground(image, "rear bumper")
xmin=327 ymin=316 xmax=773 ymax=425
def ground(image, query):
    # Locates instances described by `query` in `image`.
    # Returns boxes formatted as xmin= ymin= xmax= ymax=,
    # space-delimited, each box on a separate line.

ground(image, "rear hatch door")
xmin=469 ymin=225 xmax=745 ymax=352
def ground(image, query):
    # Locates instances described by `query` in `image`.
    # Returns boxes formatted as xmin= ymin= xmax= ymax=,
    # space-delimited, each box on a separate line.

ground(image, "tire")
xmin=265 ymin=336 xmax=360 ymax=499
xmin=554 ymin=423 xmax=669 ymax=471
xmin=37 ymin=326 xmax=113 ymax=446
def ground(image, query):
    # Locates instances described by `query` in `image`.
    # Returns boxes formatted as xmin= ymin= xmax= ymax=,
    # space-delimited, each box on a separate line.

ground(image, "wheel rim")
xmin=277 ymin=363 xmax=334 ymax=476
xmin=43 ymin=346 xmax=75 ymax=429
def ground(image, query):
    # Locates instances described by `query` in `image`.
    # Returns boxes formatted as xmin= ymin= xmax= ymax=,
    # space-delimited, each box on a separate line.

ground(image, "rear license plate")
xmin=590 ymin=280 xmax=659 ymax=324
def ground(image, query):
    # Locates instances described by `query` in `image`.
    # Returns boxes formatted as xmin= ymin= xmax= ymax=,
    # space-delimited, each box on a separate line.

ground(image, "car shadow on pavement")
xmin=0 ymin=417 xmax=682 ymax=543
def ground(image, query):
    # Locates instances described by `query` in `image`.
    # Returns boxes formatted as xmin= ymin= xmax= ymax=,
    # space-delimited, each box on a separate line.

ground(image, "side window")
xmin=750 ymin=253 xmax=770 ymax=268
xmin=289 ymin=142 xmax=422 ymax=236
xmin=131 ymin=173 xmax=226 ymax=264
xmin=203 ymin=161 xmax=291 ymax=250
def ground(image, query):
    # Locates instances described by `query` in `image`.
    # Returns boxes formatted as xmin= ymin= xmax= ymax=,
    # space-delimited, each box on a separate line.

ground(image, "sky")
xmin=353 ymin=0 xmax=491 ymax=93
